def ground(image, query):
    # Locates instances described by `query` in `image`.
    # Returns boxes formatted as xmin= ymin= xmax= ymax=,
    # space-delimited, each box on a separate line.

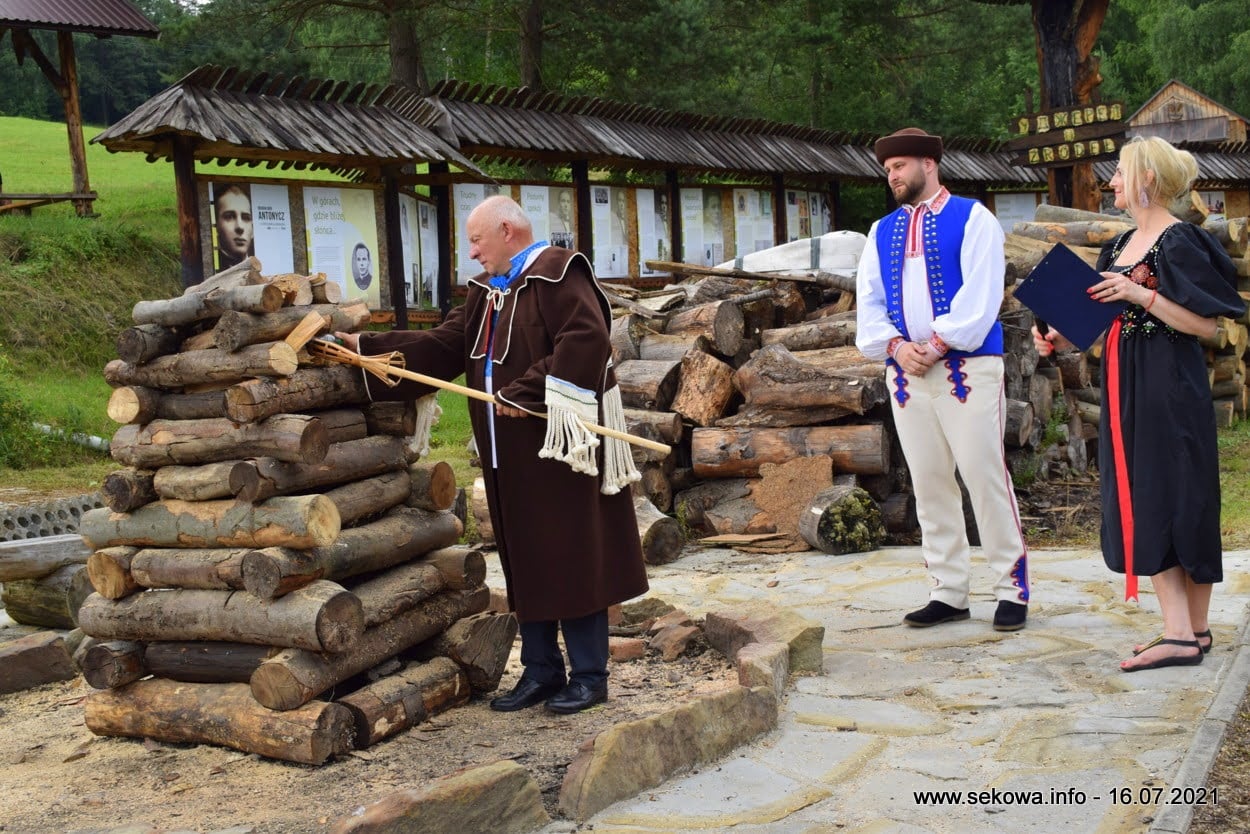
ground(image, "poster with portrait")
xmin=209 ymin=182 xmax=256 ymax=271
xmin=453 ymin=183 xmax=487 ymax=283
xmin=701 ymin=189 xmax=725 ymax=266
xmin=304 ymin=186 xmax=381 ymax=307
xmin=417 ymin=200 xmax=440 ymax=309
xmin=520 ymin=185 xmax=551 ymax=243
xmin=398 ymin=193 xmax=420 ymax=306
xmin=637 ymin=188 xmax=669 ymax=275
xmin=592 ymin=186 xmax=628 ymax=278
xmin=733 ymin=188 xmax=774 ymax=257
xmin=547 ymin=187 xmax=575 ymax=250
xmin=785 ymin=191 xmax=803 ymax=242
xmin=679 ymin=188 xmax=704 ymax=265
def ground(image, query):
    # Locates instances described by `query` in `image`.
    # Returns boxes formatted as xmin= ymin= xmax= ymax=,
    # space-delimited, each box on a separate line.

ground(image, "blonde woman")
xmin=1034 ymin=137 xmax=1246 ymax=672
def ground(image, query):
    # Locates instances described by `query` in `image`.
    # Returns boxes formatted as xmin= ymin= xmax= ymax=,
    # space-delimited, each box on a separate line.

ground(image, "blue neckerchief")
xmin=485 ymin=241 xmax=548 ymax=381
xmin=488 ymin=240 xmax=549 ymax=291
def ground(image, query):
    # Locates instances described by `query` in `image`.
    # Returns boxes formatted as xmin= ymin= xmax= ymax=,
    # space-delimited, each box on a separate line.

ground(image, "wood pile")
xmin=74 ymin=258 xmax=517 ymax=764
xmin=629 ymin=204 xmax=1247 ymax=553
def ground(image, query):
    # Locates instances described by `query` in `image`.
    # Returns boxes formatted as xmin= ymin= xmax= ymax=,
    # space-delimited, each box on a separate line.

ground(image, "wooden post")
xmin=383 ymin=171 xmax=409 ymax=329
xmin=666 ymin=169 xmax=682 ymax=264
xmin=771 ymin=174 xmax=787 ymax=247
xmin=430 ymin=162 xmax=453 ymax=316
xmin=56 ymin=32 xmax=92 ymax=217
xmin=573 ymin=160 xmax=592 ymax=261
xmin=173 ymin=135 xmax=204 ymax=288
xmin=827 ymin=180 xmax=841 ymax=231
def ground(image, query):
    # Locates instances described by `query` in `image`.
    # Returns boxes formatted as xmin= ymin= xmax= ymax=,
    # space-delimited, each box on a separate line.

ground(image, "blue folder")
xmin=1012 ymin=243 xmax=1126 ymax=351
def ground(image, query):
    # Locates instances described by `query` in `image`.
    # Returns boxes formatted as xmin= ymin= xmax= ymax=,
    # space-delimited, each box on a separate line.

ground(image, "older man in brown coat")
xmin=340 ymin=195 xmax=648 ymax=714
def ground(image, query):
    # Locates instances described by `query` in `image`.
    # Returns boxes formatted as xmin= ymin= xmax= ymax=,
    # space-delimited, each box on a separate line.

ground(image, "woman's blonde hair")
xmin=1117 ymin=136 xmax=1199 ymax=214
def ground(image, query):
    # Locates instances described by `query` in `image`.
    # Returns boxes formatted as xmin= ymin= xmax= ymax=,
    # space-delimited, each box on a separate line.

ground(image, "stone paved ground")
xmin=534 ymin=546 xmax=1250 ymax=834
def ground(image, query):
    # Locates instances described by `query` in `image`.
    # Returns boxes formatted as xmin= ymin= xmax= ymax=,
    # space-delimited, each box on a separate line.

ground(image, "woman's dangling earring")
xmin=1138 ymin=188 xmax=1150 ymax=209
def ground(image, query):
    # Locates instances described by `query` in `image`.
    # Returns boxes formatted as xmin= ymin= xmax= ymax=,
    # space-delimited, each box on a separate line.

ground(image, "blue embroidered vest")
xmin=873 ymin=195 xmax=1003 ymax=358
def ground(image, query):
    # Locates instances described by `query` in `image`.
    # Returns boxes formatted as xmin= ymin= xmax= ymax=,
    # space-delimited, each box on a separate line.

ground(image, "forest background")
xmin=4 ymin=0 xmax=1250 ymax=151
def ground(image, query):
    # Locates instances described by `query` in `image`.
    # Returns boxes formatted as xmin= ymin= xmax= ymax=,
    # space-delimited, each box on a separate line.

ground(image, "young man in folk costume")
xmin=855 ymin=128 xmax=1030 ymax=632
xmin=339 ymin=195 xmax=648 ymax=713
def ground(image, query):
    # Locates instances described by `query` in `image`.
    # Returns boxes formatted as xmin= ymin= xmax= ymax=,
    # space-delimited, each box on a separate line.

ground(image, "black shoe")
xmin=903 ymin=600 xmax=970 ymax=628
xmin=993 ymin=601 xmax=1028 ymax=632
xmin=489 ymin=677 xmax=564 ymax=712
xmin=544 ymin=681 xmax=608 ymax=714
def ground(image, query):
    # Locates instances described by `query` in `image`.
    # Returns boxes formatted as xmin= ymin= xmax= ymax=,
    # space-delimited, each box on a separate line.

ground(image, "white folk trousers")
xmin=887 ymin=355 xmax=1029 ymax=609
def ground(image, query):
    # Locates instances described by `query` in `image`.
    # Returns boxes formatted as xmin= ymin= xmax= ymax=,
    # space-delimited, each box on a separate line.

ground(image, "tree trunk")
xmin=101 ymin=468 xmax=158 ymax=513
xmin=614 ymin=358 xmax=682 ymax=411
xmin=239 ymin=507 xmax=463 ymax=598
xmin=103 ymin=342 xmax=298 ymax=390
xmin=0 ymin=533 xmax=91 ymax=582
xmin=322 ymin=471 xmax=411 ymax=527
xmin=143 ymin=641 xmax=281 ymax=683
xmin=116 ymin=323 xmax=185 ymax=365
xmin=230 ymin=436 xmax=409 ymax=503
xmin=633 ymin=494 xmax=683 ymax=565
xmin=212 ymin=302 xmax=369 ymax=353
xmin=0 ymin=632 xmax=77 ymax=694
xmin=632 ymin=462 xmax=672 ymax=513
xmin=759 ymin=312 xmax=856 ymax=351
xmin=129 ymin=547 xmax=256 ymax=592
xmin=224 ymin=366 xmax=368 ymax=424
xmin=363 ymin=401 xmax=417 ymax=436
xmin=664 ymin=301 xmax=744 ymax=357
xmin=1004 ymin=399 xmax=1035 ymax=449
xmin=1055 ymin=350 xmax=1091 ymax=389
xmin=250 ymin=587 xmax=490 ymax=710
xmin=184 ymin=256 xmax=262 ymax=296
xmin=110 ymin=414 xmax=329 ymax=469
xmin=386 ymin=6 xmax=430 ymax=94
xmin=78 ymin=579 xmax=363 ymax=653
xmin=717 ymin=403 xmax=853 ymax=428
xmin=85 ymin=680 xmax=354 ymax=765
xmin=471 ymin=477 xmax=494 ymax=546
xmin=132 ymin=283 xmax=284 ymax=327
xmin=880 ymin=491 xmax=918 ymax=535
xmin=406 ymin=461 xmax=458 ymax=512
xmin=86 ymin=546 xmax=142 ymax=599
xmin=670 ymin=350 xmax=737 ymax=427
xmin=411 ymin=611 xmax=518 ymax=693
xmin=339 ymin=657 xmax=468 ymax=748
xmin=152 ymin=461 xmax=242 ymax=502
xmin=672 ymin=479 xmax=753 ymax=531
xmin=347 ymin=560 xmax=456 ymax=628
xmin=638 ymin=332 xmax=712 ymax=361
xmin=1011 ymin=220 xmax=1132 ymax=248
xmin=107 ymin=386 xmax=228 ymax=424
xmin=798 ymin=483 xmax=885 ymax=555
xmin=79 ymin=494 xmax=341 ymax=550
xmin=733 ymin=344 xmax=883 ymax=413
xmin=623 ymin=409 xmax=684 ymax=444
xmin=609 ymin=313 xmax=648 ymax=364
xmin=313 ymin=408 xmax=370 ymax=445
xmin=77 ymin=639 xmax=146 ymax=689
xmin=1 ymin=563 xmax=93 ymax=628
xmin=691 ymin=424 xmax=889 ymax=478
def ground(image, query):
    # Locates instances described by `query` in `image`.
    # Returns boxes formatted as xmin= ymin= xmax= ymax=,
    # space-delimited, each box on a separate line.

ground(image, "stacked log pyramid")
xmin=76 ymin=258 xmax=517 ymax=765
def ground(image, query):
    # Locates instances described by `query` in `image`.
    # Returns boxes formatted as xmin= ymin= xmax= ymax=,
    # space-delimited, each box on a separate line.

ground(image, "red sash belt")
xmin=1104 ymin=318 xmax=1137 ymax=601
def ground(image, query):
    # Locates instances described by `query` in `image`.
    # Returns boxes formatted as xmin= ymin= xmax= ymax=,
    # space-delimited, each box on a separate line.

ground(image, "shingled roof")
xmin=0 ymin=0 xmax=159 ymax=38
xmin=92 ymin=66 xmax=487 ymax=180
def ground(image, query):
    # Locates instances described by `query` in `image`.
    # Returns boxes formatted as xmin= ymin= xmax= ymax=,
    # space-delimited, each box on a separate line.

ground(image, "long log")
xmin=152 ymin=461 xmax=242 ymax=501
xmin=421 ymin=547 xmax=488 ymax=590
xmin=339 ymin=658 xmax=469 ymax=748
xmin=1 ymin=563 xmax=93 ymax=628
xmin=240 ymin=507 xmax=463 ymax=599
xmin=623 ymin=409 xmax=684 ymax=444
xmin=85 ymin=680 xmax=354 ymax=765
xmin=609 ymin=313 xmax=648 ymax=364
xmin=411 ymin=612 xmax=517 ymax=693
xmin=77 ymin=639 xmax=146 ymax=689
xmin=323 ymin=470 xmax=412 ymax=527
xmin=634 ymin=494 xmax=684 ymax=565
xmin=106 ymin=386 xmax=228 ymax=424
xmin=314 ymin=408 xmax=370 ymax=445
xmin=251 ymin=587 xmax=490 ymax=710
xmin=144 ymin=641 xmax=281 ymax=683
xmin=103 ymin=342 xmax=298 ymax=391
xmin=1055 ymin=351 xmax=1091 ymax=389
xmin=0 ymin=533 xmax=91 ymax=583
xmin=77 ymin=579 xmax=364 ymax=653
xmin=759 ymin=312 xmax=856 ymax=351
xmin=346 ymin=560 xmax=456 ymax=628
xmin=691 ymin=424 xmax=889 ymax=478
xmin=184 ymin=256 xmax=262 ymax=296
xmin=79 ymin=494 xmax=341 ymax=550
xmin=638 ymin=332 xmax=712 ymax=361
xmin=100 ymin=468 xmax=158 ymax=513
xmin=733 ymin=344 xmax=883 ymax=413
xmin=213 ymin=302 xmax=371 ymax=352
xmin=230 ymin=436 xmax=409 ymax=503
xmin=0 ymin=631 xmax=78 ymax=694
xmin=614 ymin=359 xmax=682 ymax=411
xmin=717 ymin=403 xmax=853 ymax=428
xmin=1011 ymin=219 xmax=1134 ymax=248
xmin=406 ymin=461 xmax=457 ymax=512
xmin=670 ymin=350 xmax=737 ymax=427
xmin=673 ymin=479 xmax=753 ymax=531
xmin=130 ymin=546 xmax=256 ymax=592
xmin=363 ymin=401 xmax=417 ymax=436
xmin=1203 ymin=216 xmax=1248 ymax=258
xmin=116 ymin=323 xmax=185 ymax=365
xmin=223 ymin=366 xmax=368 ymax=424
xmin=132 ymin=282 xmax=284 ymax=327
xmin=664 ymin=300 xmax=744 ymax=357
xmin=797 ymin=483 xmax=885 ymax=555
xmin=1033 ymin=204 xmax=1129 ymax=224
xmin=110 ymin=414 xmax=328 ymax=468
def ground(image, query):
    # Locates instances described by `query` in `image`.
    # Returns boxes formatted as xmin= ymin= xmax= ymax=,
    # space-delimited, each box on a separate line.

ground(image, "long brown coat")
xmin=359 ymin=247 xmax=648 ymax=622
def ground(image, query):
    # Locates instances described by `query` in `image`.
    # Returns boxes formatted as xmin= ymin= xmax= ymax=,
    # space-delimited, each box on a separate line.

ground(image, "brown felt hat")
xmin=874 ymin=127 xmax=943 ymax=165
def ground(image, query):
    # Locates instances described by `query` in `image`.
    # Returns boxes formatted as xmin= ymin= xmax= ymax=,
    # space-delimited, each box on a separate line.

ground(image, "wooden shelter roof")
xmin=91 ymin=66 xmax=487 ymax=179
xmin=0 ymin=0 xmax=159 ymax=38
xmin=1092 ymin=141 xmax=1250 ymax=188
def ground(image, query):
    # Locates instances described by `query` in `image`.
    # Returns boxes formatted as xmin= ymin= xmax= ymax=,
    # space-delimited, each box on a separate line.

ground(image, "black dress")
xmin=1096 ymin=222 xmax=1246 ymax=596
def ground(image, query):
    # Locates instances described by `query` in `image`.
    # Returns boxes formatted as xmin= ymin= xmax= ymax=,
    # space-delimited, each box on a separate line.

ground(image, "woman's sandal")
xmin=1122 ymin=638 xmax=1205 ymax=672
xmin=1133 ymin=630 xmax=1213 ymax=656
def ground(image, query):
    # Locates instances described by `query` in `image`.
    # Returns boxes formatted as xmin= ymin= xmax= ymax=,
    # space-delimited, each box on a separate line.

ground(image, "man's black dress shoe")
xmin=903 ymin=600 xmax=970 ymax=628
xmin=544 ymin=681 xmax=608 ymax=714
xmin=489 ymin=677 xmax=564 ymax=712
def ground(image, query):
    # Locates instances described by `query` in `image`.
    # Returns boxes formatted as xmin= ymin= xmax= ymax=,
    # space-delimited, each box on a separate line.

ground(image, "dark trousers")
xmin=518 ymin=609 xmax=609 ymax=689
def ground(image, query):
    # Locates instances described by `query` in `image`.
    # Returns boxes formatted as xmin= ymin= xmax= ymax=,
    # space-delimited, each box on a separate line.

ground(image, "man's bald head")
xmin=465 ymin=194 xmax=537 ymax=276
xmin=469 ymin=195 xmax=534 ymax=240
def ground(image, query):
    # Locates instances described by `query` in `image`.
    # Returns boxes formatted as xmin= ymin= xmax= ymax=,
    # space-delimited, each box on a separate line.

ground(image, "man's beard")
xmin=892 ymin=172 xmax=927 ymax=206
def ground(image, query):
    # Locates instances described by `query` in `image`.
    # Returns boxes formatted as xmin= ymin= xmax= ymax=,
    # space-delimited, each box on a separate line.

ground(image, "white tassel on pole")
xmin=599 ymin=384 xmax=641 ymax=495
xmin=406 ymin=393 xmax=442 ymax=459
xmin=539 ymin=376 xmax=600 ymax=476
